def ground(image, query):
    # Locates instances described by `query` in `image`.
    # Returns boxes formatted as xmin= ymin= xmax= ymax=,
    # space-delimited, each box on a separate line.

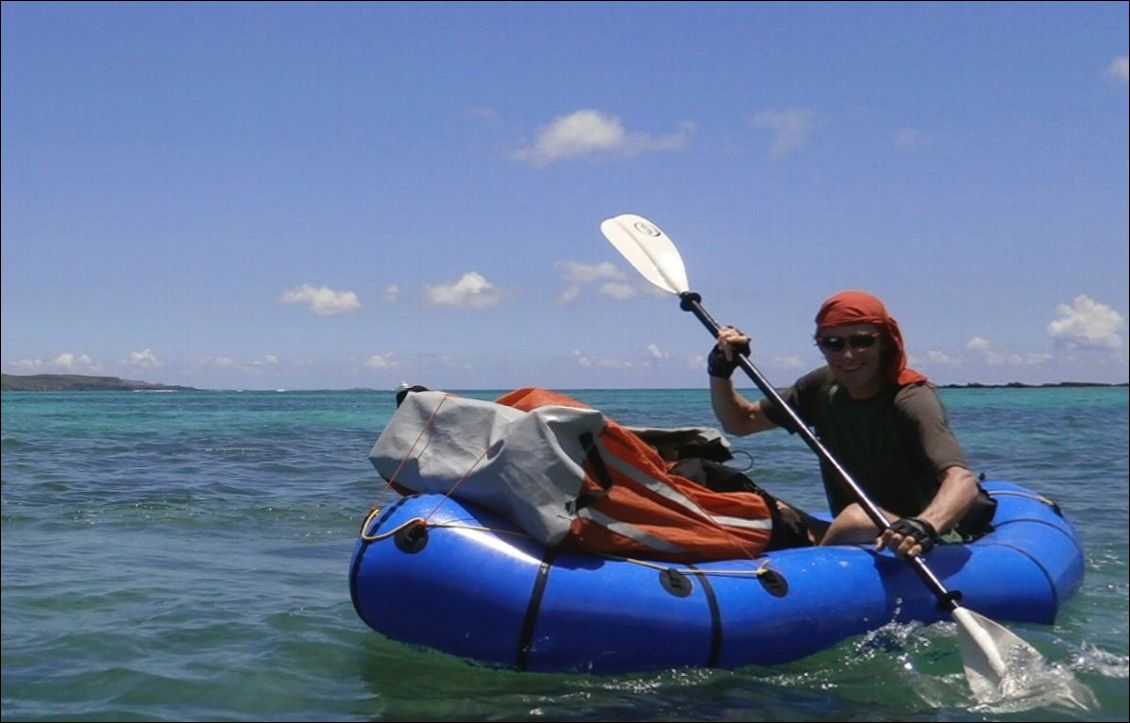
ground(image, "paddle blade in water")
xmin=953 ymin=607 xmax=1095 ymax=710
xmin=600 ymin=214 xmax=689 ymax=295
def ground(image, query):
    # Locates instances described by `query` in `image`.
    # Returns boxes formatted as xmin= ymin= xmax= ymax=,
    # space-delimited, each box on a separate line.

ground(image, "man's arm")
xmin=710 ymin=376 xmax=779 ymax=436
xmin=880 ymin=465 xmax=978 ymax=557
xmin=916 ymin=465 xmax=979 ymax=534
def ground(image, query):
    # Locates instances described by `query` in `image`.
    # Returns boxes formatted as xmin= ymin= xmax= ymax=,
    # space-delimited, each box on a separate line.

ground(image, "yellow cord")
xmin=615 ymin=555 xmax=774 ymax=578
xmin=359 ymin=511 xmax=532 ymax=543
xmin=359 ymin=508 xmax=775 ymax=581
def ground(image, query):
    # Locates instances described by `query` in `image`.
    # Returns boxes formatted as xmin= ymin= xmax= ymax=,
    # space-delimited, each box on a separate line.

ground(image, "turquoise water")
xmin=2 ymin=387 xmax=1127 ymax=721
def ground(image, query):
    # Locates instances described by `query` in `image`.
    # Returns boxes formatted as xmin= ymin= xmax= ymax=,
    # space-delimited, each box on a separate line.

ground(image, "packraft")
xmin=350 ymin=480 xmax=1084 ymax=674
xmin=368 ymin=387 xmax=774 ymax=561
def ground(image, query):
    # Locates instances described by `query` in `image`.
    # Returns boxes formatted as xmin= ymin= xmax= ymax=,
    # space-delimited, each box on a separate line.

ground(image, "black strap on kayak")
xmin=516 ymin=548 xmax=558 ymax=671
xmin=686 ymin=563 xmax=723 ymax=668
xmin=567 ymin=432 xmax=616 ymax=513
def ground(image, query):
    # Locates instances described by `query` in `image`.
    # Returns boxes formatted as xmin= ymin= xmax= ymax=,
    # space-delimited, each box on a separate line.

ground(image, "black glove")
xmin=889 ymin=517 xmax=940 ymax=554
xmin=707 ymin=341 xmax=750 ymax=379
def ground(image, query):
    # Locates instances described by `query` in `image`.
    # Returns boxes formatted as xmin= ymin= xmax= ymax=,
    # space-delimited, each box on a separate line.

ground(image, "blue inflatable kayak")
xmin=349 ymin=480 xmax=1083 ymax=674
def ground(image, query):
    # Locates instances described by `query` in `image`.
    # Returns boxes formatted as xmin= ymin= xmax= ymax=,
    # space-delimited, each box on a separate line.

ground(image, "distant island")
xmin=2 ymin=373 xmax=1125 ymax=393
xmin=1 ymin=374 xmax=199 ymax=392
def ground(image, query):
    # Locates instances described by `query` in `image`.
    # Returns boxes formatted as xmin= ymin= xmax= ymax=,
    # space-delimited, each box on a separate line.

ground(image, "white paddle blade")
xmin=953 ymin=606 xmax=1011 ymax=698
xmin=600 ymin=214 xmax=690 ymax=295
xmin=953 ymin=607 xmax=1094 ymax=709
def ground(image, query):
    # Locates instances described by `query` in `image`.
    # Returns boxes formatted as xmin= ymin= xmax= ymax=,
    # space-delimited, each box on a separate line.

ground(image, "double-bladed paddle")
xmin=599 ymin=212 xmax=1083 ymax=705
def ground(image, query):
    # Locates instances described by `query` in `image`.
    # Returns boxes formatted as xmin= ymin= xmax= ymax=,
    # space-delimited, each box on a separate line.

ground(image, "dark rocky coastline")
xmin=2 ymin=373 xmax=1124 ymax=393
xmin=1 ymin=374 xmax=198 ymax=392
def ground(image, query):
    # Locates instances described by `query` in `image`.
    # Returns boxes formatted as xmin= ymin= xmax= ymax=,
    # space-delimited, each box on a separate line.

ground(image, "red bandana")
xmin=815 ymin=290 xmax=928 ymax=386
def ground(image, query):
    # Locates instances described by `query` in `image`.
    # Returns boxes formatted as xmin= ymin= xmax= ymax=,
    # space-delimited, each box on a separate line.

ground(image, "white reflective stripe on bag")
xmin=597 ymin=438 xmax=772 ymax=532
xmin=575 ymin=507 xmax=689 ymax=555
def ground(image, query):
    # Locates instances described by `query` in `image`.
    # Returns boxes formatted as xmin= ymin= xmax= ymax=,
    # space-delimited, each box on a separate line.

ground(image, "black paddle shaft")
xmin=678 ymin=291 xmax=960 ymax=610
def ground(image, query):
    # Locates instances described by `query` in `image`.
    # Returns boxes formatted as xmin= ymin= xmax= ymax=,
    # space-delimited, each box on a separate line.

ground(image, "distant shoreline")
xmin=1 ymin=374 xmax=199 ymax=392
xmin=2 ymin=373 xmax=1127 ymax=393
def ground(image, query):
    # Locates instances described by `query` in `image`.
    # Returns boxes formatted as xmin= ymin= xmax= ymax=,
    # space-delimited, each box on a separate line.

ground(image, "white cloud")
xmin=997 ymin=351 xmax=1053 ymax=367
xmin=646 ymin=343 xmax=667 ymax=360
xmin=599 ymin=281 xmax=637 ymax=301
xmin=365 ymin=353 xmax=397 ymax=369
xmin=9 ymin=358 xmax=44 ymax=370
xmin=687 ymin=354 xmax=706 ymax=370
xmin=556 ymin=261 xmax=630 ymax=304
xmin=53 ymin=352 xmax=94 ymax=369
xmin=752 ymin=108 xmax=814 ymax=155
xmin=965 ymin=337 xmax=1052 ymax=367
xmin=774 ymin=355 xmax=808 ymax=370
xmin=1047 ymin=295 xmax=1124 ymax=349
xmin=425 ymin=271 xmax=504 ymax=309
xmin=965 ymin=337 xmax=993 ymax=351
xmin=383 ymin=284 xmax=400 ymax=303
xmin=556 ymin=285 xmax=582 ymax=305
xmin=893 ymin=128 xmax=930 ymax=149
xmin=279 ymin=283 xmax=361 ymax=316
xmin=1107 ymin=56 xmax=1129 ymax=84
xmin=572 ymin=349 xmax=633 ymax=369
xmin=557 ymin=261 xmax=625 ymax=284
xmin=196 ymin=354 xmax=278 ymax=375
xmin=512 ymin=109 xmax=694 ymax=165
xmin=924 ymin=350 xmax=960 ymax=365
xmin=126 ymin=348 xmax=160 ymax=366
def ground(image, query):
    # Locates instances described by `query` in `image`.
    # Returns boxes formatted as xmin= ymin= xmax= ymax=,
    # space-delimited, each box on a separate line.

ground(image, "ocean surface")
xmin=2 ymin=386 xmax=1127 ymax=721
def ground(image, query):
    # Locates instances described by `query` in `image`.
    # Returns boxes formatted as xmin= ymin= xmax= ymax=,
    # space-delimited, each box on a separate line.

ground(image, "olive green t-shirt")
xmin=760 ymin=367 xmax=969 ymax=517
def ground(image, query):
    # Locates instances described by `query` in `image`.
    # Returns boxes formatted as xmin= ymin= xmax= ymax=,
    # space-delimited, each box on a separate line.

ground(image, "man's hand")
xmin=877 ymin=517 xmax=939 ymax=558
xmin=708 ymin=327 xmax=751 ymax=379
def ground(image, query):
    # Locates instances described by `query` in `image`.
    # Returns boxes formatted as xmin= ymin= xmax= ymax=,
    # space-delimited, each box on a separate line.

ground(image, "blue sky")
xmin=2 ymin=2 xmax=1127 ymax=390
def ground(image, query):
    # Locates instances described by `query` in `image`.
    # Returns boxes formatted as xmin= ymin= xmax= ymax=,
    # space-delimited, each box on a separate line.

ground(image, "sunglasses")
xmin=816 ymin=332 xmax=880 ymax=353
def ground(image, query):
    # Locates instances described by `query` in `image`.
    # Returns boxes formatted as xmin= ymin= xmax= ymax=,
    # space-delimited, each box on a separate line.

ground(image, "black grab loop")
xmin=758 ymin=569 xmax=789 ymax=598
xmin=394 ymin=521 xmax=429 ymax=553
xmin=659 ymin=568 xmax=694 ymax=597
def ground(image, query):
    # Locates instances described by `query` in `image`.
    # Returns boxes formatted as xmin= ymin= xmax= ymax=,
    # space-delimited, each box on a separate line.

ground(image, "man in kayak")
xmin=707 ymin=289 xmax=989 ymax=559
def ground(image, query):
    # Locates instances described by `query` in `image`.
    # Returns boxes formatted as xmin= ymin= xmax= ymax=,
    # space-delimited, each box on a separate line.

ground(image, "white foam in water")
xmin=836 ymin=614 xmax=1100 ymax=713
xmin=966 ymin=637 xmax=1098 ymax=713
xmin=1071 ymin=641 xmax=1130 ymax=679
